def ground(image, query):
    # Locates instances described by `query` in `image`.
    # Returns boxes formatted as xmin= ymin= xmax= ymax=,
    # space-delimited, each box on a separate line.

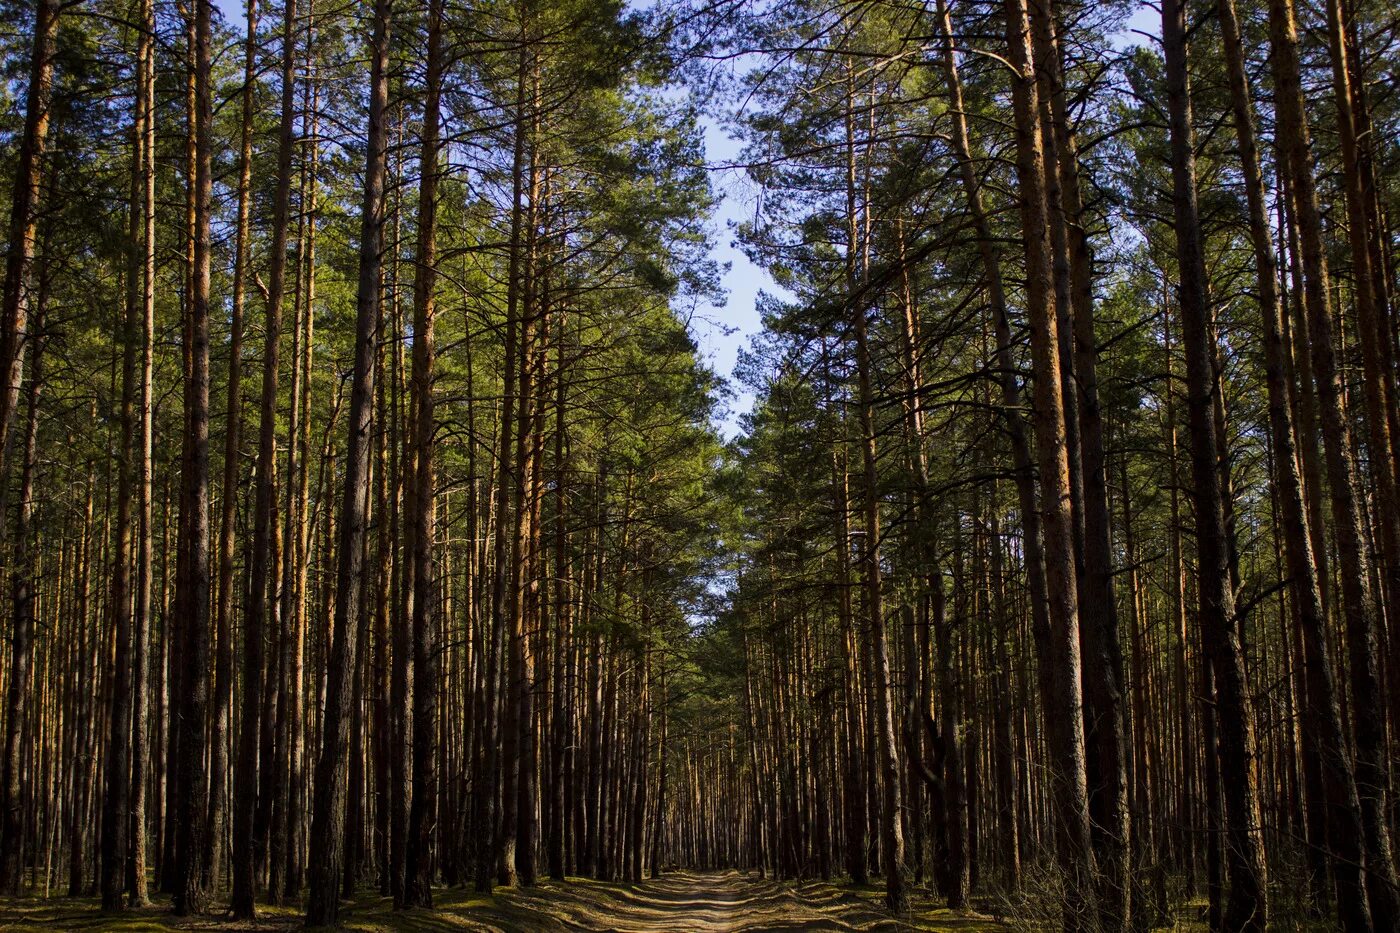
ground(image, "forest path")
xmin=0 ymin=871 xmax=1005 ymax=931
xmin=477 ymin=870 xmax=1001 ymax=931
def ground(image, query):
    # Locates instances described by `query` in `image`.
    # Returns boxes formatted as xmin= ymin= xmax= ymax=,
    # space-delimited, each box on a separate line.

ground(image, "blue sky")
xmin=691 ymin=115 xmax=772 ymax=440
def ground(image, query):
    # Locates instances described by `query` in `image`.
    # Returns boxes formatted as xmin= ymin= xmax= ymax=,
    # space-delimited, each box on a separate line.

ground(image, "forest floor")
xmin=0 ymin=870 xmax=1009 ymax=931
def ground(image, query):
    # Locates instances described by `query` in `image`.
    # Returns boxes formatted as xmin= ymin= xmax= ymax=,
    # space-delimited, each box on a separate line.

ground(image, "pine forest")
xmin=0 ymin=0 xmax=1398 ymax=929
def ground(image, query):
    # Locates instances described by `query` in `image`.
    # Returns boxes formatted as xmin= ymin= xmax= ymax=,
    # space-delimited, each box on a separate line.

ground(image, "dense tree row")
xmin=0 ymin=0 xmax=730 ymax=924
xmin=693 ymin=0 xmax=1400 ymax=930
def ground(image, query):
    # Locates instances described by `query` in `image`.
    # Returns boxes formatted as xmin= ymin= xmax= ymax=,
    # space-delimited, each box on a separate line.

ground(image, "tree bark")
xmin=172 ymin=0 xmax=215 ymax=912
xmin=1218 ymin=0 xmax=1372 ymax=925
xmin=1003 ymin=1 xmax=1095 ymax=926
xmin=0 ymin=0 xmax=56 ymax=512
xmin=232 ymin=0 xmax=299 ymax=913
xmin=1162 ymin=0 xmax=1268 ymax=927
xmin=0 ymin=283 xmax=44 ymax=896
xmin=210 ymin=0 xmax=258 ymax=904
xmin=99 ymin=15 xmax=151 ymax=905
xmin=1024 ymin=5 xmax=1129 ymax=923
xmin=843 ymin=60 xmax=908 ymax=915
xmin=304 ymin=0 xmax=391 ymax=920
xmin=404 ymin=0 xmax=444 ymax=905
xmin=0 ymin=0 xmax=57 ymax=893
xmin=1324 ymin=1 xmax=1400 ymax=916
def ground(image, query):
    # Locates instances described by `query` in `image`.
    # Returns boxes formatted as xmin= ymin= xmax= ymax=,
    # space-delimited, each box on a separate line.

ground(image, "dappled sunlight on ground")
xmin=0 ymin=871 xmax=1007 ymax=931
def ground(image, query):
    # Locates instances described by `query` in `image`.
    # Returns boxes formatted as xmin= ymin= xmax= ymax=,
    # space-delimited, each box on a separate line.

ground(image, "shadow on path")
xmin=0 ymin=871 xmax=1005 ymax=931
xmin=466 ymin=870 xmax=1003 ymax=932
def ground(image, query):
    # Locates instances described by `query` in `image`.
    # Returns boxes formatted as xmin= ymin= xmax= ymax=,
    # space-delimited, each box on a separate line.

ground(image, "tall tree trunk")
xmin=127 ymin=0 xmax=157 ymax=902
xmin=166 ymin=48 xmax=200 ymax=885
xmin=493 ymin=17 xmax=536 ymax=888
xmin=210 ymin=0 xmax=259 ymax=902
xmin=0 ymin=0 xmax=57 ymax=895
xmin=68 ymin=467 xmax=95 ymax=897
xmin=373 ymin=271 xmax=397 ymax=899
xmin=850 ymin=186 xmax=908 ymax=919
xmin=280 ymin=58 xmax=319 ymax=898
xmin=546 ymin=309 xmax=571 ymax=882
xmin=986 ymin=508 xmax=1021 ymax=894
xmin=0 ymin=0 xmax=56 ymax=515
xmin=831 ymin=442 xmax=867 ymax=887
xmin=385 ymin=136 xmax=411 ymax=904
xmin=1024 ymin=5 xmax=1129 ymax=923
xmin=935 ymin=1 xmax=1049 ymax=900
xmin=1324 ymin=0 xmax=1400 ymax=914
xmin=843 ymin=62 xmax=908 ymax=915
xmin=0 ymin=284 xmax=44 ymax=896
xmin=404 ymin=0 xmax=444 ymax=905
xmin=304 ymin=0 xmax=391 ymax=920
xmin=1003 ymin=1 xmax=1095 ymax=927
xmin=173 ymin=0 xmax=215 ymax=912
xmin=99 ymin=18 xmax=151 ymax=906
xmin=1162 ymin=0 xmax=1268 ymax=927
xmin=232 ymin=0 xmax=299 ymax=914
xmin=1269 ymin=0 xmax=1400 ymax=924
xmin=475 ymin=16 xmax=530 ymax=894
xmin=1218 ymin=0 xmax=1372 ymax=924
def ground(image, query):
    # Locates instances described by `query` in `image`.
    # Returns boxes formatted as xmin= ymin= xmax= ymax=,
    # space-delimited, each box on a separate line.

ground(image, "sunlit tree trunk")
xmin=1004 ymin=1 xmax=1094 ymax=926
xmin=0 ymin=0 xmax=57 ymax=895
xmin=1024 ymin=6 xmax=1129 ymax=923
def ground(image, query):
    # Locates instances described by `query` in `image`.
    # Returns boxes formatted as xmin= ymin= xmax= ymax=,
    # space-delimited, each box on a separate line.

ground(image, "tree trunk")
xmin=1218 ymin=0 xmax=1372 ymax=924
xmin=304 ymin=0 xmax=390 ymax=920
xmin=0 ymin=0 xmax=57 ymax=895
xmin=1162 ymin=0 xmax=1268 ymax=927
xmin=1024 ymin=5 xmax=1129 ymax=923
xmin=280 ymin=61 xmax=319 ymax=898
xmin=547 ymin=309 xmax=571 ymax=882
xmin=210 ymin=0 xmax=258 ymax=904
xmin=232 ymin=0 xmax=299 ymax=913
xmin=126 ymin=0 xmax=157 ymax=901
xmin=0 ymin=0 xmax=56 ymax=510
xmin=1 ymin=285 xmax=44 ymax=896
xmin=842 ymin=63 xmax=908 ymax=914
xmin=172 ymin=0 xmax=215 ymax=912
xmin=1003 ymin=1 xmax=1095 ymax=927
xmin=1269 ymin=0 xmax=1400 ymax=924
xmin=99 ymin=18 xmax=151 ymax=905
xmin=404 ymin=0 xmax=444 ymax=904
xmin=1321 ymin=3 xmax=1400 ymax=923
xmin=831 ymin=445 xmax=867 ymax=887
